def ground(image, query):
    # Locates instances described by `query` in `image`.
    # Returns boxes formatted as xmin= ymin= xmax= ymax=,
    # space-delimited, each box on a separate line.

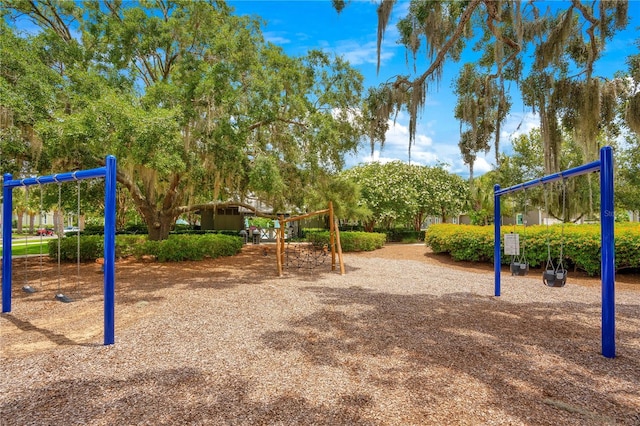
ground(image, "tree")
xmin=420 ymin=165 xmax=468 ymax=224
xmin=616 ymin=134 xmax=640 ymax=216
xmin=342 ymin=1 xmax=630 ymax=175
xmin=341 ymin=162 xmax=418 ymax=230
xmin=3 ymin=1 xmax=367 ymax=240
xmin=0 ymin=19 xmax=60 ymax=176
xmin=454 ymin=63 xmax=510 ymax=177
xmin=496 ymin=128 xmax=601 ymax=222
xmin=341 ymin=161 xmax=468 ymax=230
xmin=623 ymin=39 xmax=640 ymax=135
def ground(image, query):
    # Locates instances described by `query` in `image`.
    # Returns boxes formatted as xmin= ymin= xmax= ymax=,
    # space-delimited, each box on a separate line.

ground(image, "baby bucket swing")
xmin=542 ymin=181 xmax=568 ymax=287
xmin=510 ymin=191 xmax=529 ymax=276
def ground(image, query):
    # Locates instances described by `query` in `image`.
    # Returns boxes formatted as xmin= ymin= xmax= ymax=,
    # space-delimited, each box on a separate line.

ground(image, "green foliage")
xmin=381 ymin=229 xmax=424 ymax=243
xmin=495 ymin=129 xmax=602 ymax=222
xmin=2 ymin=2 xmax=368 ymax=241
xmin=136 ymin=234 xmax=243 ymax=262
xmin=306 ymin=175 xmax=372 ymax=223
xmin=49 ymin=234 xmax=242 ymax=262
xmin=49 ymin=235 xmax=104 ymax=261
xmin=616 ymin=135 xmax=640 ymax=213
xmin=341 ymin=162 xmax=468 ymax=231
xmin=81 ymin=224 xmax=106 ymax=235
xmin=305 ymin=231 xmax=386 ymax=252
xmin=454 ymin=63 xmax=510 ymax=170
xmin=135 ymin=234 xmax=242 ymax=262
xmin=425 ymin=223 xmax=640 ymax=276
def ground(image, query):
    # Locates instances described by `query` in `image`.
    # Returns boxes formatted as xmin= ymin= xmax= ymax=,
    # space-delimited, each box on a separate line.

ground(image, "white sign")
xmin=504 ymin=233 xmax=520 ymax=256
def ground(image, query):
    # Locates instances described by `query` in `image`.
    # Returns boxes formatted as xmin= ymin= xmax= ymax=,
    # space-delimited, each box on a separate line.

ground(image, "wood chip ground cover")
xmin=1 ymin=244 xmax=639 ymax=425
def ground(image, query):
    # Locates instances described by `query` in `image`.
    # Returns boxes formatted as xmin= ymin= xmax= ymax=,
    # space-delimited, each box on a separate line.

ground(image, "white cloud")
xmin=349 ymin=118 xmax=449 ymax=168
xmin=363 ymin=150 xmax=399 ymax=164
xmin=474 ymin=156 xmax=493 ymax=174
xmin=415 ymin=134 xmax=433 ymax=147
xmin=263 ymin=31 xmax=291 ymax=45
xmin=410 ymin=150 xmax=439 ymax=164
xmin=325 ymin=39 xmax=396 ymax=66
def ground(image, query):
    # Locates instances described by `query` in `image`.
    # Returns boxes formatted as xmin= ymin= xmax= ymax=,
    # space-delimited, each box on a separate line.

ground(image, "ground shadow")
xmin=0 ymin=367 xmax=377 ymax=425
xmin=262 ymin=285 xmax=640 ymax=425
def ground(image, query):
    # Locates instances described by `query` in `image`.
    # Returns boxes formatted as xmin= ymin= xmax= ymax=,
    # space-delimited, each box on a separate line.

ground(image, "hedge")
xmin=50 ymin=234 xmax=243 ymax=262
xmin=425 ymin=223 xmax=640 ymax=276
xmin=383 ymin=229 xmax=425 ymax=243
xmin=305 ymin=231 xmax=386 ymax=252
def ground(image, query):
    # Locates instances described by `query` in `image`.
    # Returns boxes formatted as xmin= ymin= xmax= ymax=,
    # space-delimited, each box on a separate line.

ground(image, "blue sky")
xmin=229 ymin=0 xmax=640 ymax=176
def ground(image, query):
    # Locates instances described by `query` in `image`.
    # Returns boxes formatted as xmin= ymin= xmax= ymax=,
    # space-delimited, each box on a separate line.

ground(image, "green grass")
xmin=1 ymin=241 xmax=51 ymax=257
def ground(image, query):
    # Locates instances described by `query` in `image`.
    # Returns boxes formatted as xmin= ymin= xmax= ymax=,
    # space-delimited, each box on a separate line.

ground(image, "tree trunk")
xmin=116 ymin=187 xmax=130 ymax=231
xmin=16 ymin=210 xmax=24 ymax=234
xmin=53 ymin=210 xmax=63 ymax=235
xmin=142 ymin=209 xmax=176 ymax=241
xmin=117 ymin=171 xmax=182 ymax=241
xmin=414 ymin=212 xmax=424 ymax=231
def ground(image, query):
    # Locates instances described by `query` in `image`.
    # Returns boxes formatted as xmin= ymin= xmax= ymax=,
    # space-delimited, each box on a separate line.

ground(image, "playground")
xmin=1 ymin=244 xmax=639 ymax=425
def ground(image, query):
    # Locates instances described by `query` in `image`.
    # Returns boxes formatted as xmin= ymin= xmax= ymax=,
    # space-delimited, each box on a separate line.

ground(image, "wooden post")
xmin=281 ymin=209 xmax=329 ymax=224
xmin=272 ymin=205 xmax=346 ymax=276
xmin=334 ymin=218 xmax=345 ymax=275
xmin=276 ymin=221 xmax=283 ymax=277
xmin=279 ymin=215 xmax=285 ymax=273
xmin=329 ymin=201 xmax=336 ymax=271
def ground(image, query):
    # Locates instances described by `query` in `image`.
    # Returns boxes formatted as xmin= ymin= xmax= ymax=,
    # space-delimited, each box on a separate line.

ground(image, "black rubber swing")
xmin=510 ymin=192 xmax=529 ymax=276
xmin=542 ymin=181 xmax=567 ymax=288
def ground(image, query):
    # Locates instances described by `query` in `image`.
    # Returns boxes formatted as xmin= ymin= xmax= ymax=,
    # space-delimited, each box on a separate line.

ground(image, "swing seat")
xmin=55 ymin=293 xmax=73 ymax=303
xmin=511 ymin=261 xmax=529 ymax=276
xmin=22 ymin=285 xmax=36 ymax=294
xmin=553 ymin=269 xmax=568 ymax=287
xmin=515 ymin=262 xmax=529 ymax=276
xmin=543 ymin=269 xmax=556 ymax=286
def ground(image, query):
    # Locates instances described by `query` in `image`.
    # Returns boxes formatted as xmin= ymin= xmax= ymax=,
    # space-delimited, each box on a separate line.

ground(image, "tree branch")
xmin=247 ymin=118 xmax=308 ymax=131
xmin=27 ymin=0 xmax=73 ymax=42
xmin=415 ymin=0 xmax=483 ymax=87
xmin=571 ymin=0 xmax=599 ymax=78
xmin=161 ymin=173 xmax=181 ymax=212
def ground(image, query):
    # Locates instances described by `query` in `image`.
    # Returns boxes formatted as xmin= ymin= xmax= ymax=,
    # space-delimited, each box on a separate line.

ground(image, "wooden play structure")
xmin=275 ymin=201 xmax=345 ymax=277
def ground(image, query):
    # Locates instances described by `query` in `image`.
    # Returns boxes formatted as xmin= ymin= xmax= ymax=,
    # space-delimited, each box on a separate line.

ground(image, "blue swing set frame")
xmin=493 ymin=146 xmax=615 ymax=358
xmin=2 ymin=156 xmax=117 ymax=345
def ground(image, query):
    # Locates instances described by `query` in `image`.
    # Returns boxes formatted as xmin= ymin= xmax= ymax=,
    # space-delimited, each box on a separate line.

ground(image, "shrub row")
xmin=383 ymin=229 xmax=424 ymax=243
xmin=170 ymin=229 xmax=240 ymax=237
xmin=50 ymin=234 xmax=243 ymax=262
xmin=305 ymin=231 xmax=386 ymax=252
xmin=425 ymin=223 xmax=640 ymax=276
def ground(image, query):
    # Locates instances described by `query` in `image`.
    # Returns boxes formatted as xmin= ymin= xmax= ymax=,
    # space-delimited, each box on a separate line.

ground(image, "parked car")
xmin=63 ymin=226 xmax=80 ymax=234
xmin=36 ymin=228 xmax=55 ymax=236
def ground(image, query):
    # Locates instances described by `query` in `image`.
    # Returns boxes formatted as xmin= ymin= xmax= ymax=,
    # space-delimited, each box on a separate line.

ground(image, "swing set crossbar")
xmin=3 ymin=166 xmax=108 ymax=188
xmin=2 ymin=156 xmax=117 ymax=346
xmin=493 ymin=146 xmax=615 ymax=358
xmin=494 ymin=160 xmax=601 ymax=196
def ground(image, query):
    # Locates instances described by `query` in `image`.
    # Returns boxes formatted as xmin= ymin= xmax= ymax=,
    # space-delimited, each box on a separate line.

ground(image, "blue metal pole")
xmin=494 ymin=184 xmax=501 ymax=297
xmin=495 ymin=160 xmax=601 ymax=197
xmin=103 ymin=156 xmax=116 ymax=345
xmin=3 ymin=167 xmax=108 ymax=188
xmin=2 ymin=174 xmax=13 ymax=313
xmin=600 ymin=146 xmax=615 ymax=358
